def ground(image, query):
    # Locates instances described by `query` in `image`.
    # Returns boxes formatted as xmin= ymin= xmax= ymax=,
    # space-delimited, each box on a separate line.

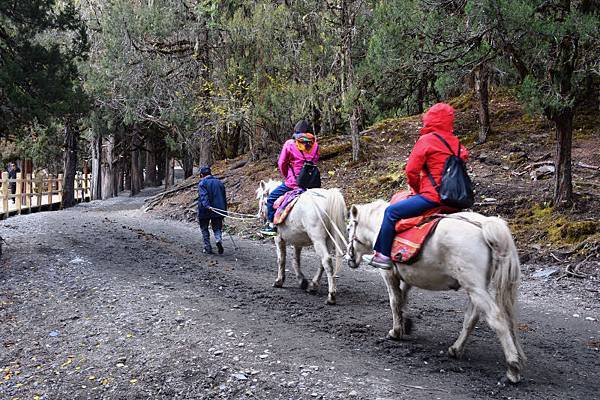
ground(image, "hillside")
xmin=146 ymin=90 xmax=599 ymax=273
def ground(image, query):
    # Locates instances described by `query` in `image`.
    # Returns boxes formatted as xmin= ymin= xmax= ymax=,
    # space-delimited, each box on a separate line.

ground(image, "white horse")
xmin=256 ymin=179 xmax=347 ymax=305
xmin=346 ymin=200 xmax=526 ymax=383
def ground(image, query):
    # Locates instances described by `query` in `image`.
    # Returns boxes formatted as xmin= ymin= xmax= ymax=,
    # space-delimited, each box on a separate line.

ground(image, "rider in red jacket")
xmin=364 ymin=103 xmax=469 ymax=269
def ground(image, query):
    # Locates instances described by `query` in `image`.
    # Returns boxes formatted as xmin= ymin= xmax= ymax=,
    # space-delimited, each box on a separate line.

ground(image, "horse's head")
xmin=256 ymin=179 xmax=279 ymax=222
xmin=346 ymin=200 xmax=387 ymax=269
xmin=346 ymin=204 xmax=371 ymax=269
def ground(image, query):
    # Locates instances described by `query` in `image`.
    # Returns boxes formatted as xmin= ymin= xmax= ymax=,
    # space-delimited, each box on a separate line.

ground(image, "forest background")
xmin=1 ymin=0 xmax=598 ymax=210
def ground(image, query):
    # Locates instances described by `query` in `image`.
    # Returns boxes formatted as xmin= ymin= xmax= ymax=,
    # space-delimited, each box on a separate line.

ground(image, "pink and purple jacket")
xmin=277 ymin=139 xmax=320 ymax=189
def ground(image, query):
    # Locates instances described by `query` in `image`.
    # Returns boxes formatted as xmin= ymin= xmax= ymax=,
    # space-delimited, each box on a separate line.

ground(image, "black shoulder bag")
xmin=423 ymin=133 xmax=474 ymax=209
xmin=291 ymin=152 xmax=321 ymax=189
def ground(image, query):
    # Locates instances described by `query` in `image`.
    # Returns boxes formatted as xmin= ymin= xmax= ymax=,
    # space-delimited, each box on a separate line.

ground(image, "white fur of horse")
xmin=347 ymin=200 xmax=526 ymax=383
xmin=256 ymin=179 xmax=347 ymax=304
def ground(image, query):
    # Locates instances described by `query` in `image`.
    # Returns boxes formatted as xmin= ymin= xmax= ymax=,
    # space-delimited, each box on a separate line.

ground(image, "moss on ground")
xmin=513 ymin=203 xmax=599 ymax=248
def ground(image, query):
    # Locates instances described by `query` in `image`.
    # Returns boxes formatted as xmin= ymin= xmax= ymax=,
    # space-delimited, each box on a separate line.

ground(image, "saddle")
xmin=390 ymin=191 xmax=455 ymax=263
xmin=273 ymin=188 xmax=305 ymax=225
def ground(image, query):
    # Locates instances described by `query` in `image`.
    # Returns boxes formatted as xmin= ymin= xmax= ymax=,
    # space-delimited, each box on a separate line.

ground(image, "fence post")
xmin=1 ymin=172 xmax=8 ymax=219
xmin=84 ymin=173 xmax=89 ymax=200
xmin=58 ymin=173 xmax=64 ymax=209
xmin=47 ymin=175 xmax=53 ymax=209
xmin=36 ymin=175 xmax=43 ymax=210
xmin=16 ymin=172 xmax=22 ymax=214
xmin=25 ymin=173 xmax=32 ymax=212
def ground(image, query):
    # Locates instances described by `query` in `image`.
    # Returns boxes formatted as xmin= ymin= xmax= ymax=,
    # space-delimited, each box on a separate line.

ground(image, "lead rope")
xmin=208 ymin=207 xmax=260 ymax=222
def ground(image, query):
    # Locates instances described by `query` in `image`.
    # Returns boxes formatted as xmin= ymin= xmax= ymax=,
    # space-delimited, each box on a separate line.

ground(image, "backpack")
xmin=291 ymin=153 xmax=321 ymax=189
xmin=424 ymin=133 xmax=474 ymax=209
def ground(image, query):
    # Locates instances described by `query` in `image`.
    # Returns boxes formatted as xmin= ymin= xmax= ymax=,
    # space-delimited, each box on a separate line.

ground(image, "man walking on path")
xmin=197 ymin=166 xmax=227 ymax=254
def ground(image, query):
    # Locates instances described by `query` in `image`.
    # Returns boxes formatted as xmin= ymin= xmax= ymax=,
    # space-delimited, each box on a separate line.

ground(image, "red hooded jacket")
xmin=405 ymin=103 xmax=469 ymax=203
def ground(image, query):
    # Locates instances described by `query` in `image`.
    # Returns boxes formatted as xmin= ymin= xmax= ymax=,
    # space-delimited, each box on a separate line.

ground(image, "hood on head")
xmin=420 ymin=103 xmax=455 ymax=136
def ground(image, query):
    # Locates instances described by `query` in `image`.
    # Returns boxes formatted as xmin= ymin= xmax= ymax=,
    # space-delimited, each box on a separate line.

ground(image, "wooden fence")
xmin=0 ymin=172 xmax=91 ymax=220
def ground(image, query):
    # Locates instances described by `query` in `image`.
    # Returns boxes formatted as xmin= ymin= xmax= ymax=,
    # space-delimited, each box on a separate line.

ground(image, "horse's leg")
xmin=273 ymin=236 xmax=286 ymax=288
xmin=313 ymin=240 xmax=336 ymax=305
xmin=308 ymin=261 xmax=325 ymax=294
xmin=292 ymin=246 xmax=308 ymax=290
xmin=448 ymin=299 xmax=479 ymax=358
xmin=382 ymin=270 xmax=410 ymax=340
xmin=468 ymin=288 xmax=522 ymax=383
xmin=399 ymin=280 xmax=413 ymax=335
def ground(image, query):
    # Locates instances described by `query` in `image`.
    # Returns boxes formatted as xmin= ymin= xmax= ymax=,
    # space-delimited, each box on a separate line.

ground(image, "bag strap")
xmin=432 ymin=133 xmax=459 ymax=157
xmin=423 ymin=163 xmax=438 ymax=189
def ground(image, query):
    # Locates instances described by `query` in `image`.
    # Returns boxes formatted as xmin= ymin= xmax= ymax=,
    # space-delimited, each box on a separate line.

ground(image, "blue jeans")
xmin=267 ymin=183 xmax=293 ymax=222
xmin=199 ymin=218 xmax=223 ymax=251
xmin=374 ymin=195 xmax=438 ymax=257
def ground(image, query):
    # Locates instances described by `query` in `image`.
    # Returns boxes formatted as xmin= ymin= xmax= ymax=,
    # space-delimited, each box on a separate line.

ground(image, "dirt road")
xmin=1 ymin=190 xmax=598 ymax=399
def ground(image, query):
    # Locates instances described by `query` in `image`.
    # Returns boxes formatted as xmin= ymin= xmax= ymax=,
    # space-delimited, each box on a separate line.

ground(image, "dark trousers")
xmin=374 ymin=195 xmax=438 ymax=257
xmin=266 ymin=183 xmax=293 ymax=222
xmin=199 ymin=218 xmax=223 ymax=251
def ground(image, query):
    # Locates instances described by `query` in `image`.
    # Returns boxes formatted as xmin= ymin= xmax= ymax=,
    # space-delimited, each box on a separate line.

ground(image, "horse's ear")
xmin=259 ymin=180 xmax=266 ymax=190
xmin=350 ymin=205 xmax=359 ymax=220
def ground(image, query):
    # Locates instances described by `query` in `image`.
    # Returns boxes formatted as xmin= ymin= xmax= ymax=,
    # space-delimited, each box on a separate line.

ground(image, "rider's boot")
xmin=260 ymin=223 xmax=278 ymax=237
xmin=363 ymin=251 xmax=393 ymax=270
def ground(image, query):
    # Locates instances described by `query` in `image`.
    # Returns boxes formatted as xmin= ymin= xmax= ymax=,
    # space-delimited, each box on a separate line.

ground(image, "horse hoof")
xmin=387 ymin=330 xmax=402 ymax=341
xmin=505 ymin=361 xmax=522 ymax=384
xmin=307 ymin=283 xmax=318 ymax=294
xmin=403 ymin=317 xmax=413 ymax=335
xmin=299 ymin=279 xmax=309 ymax=290
xmin=447 ymin=346 xmax=463 ymax=359
xmin=273 ymin=280 xmax=284 ymax=288
xmin=326 ymin=294 xmax=336 ymax=305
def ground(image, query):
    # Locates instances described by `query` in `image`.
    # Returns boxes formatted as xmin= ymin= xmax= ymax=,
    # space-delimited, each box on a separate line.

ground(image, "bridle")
xmin=347 ymin=219 xmax=367 ymax=263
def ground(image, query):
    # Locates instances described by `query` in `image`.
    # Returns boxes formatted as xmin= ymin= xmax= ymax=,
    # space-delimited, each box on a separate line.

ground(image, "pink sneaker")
xmin=363 ymin=252 xmax=393 ymax=270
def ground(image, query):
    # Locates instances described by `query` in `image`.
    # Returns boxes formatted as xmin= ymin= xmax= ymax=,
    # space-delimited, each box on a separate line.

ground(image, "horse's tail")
xmin=481 ymin=216 xmax=526 ymax=364
xmin=325 ymin=189 xmax=347 ymax=272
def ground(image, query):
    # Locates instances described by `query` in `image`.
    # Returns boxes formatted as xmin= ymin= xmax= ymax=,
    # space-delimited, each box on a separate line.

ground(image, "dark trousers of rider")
xmin=374 ymin=195 xmax=438 ymax=257
xmin=267 ymin=183 xmax=293 ymax=222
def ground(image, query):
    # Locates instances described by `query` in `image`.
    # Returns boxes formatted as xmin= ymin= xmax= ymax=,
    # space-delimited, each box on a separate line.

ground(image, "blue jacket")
xmin=197 ymin=175 xmax=227 ymax=220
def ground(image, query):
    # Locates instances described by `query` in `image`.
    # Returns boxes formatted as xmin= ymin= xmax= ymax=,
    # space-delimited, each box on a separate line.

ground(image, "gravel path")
xmin=1 ymin=190 xmax=598 ymax=399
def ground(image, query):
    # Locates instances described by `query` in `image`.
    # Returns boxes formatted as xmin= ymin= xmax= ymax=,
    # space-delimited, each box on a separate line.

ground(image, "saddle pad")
xmin=389 ymin=190 xmax=453 ymax=263
xmin=273 ymin=189 xmax=305 ymax=225
xmin=391 ymin=217 xmax=441 ymax=263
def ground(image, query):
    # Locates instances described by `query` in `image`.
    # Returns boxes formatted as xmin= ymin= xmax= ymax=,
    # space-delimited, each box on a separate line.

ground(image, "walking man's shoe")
xmin=259 ymin=224 xmax=278 ymax=237
xmin=363 ymin=252 xmax=393 ymax=270
xmin=203 ymin=247 xmax=214 ymax=255
xmin=216 ymin=241 xmax=224 ymax=255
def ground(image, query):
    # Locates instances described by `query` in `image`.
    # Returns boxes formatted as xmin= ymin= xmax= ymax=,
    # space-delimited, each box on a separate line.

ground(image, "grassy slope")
xmin=150 ymin=89 xmax=599 ymax=266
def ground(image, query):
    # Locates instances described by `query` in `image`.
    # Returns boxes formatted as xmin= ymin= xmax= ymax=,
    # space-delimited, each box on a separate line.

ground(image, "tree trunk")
xmin=91 ymin=133 xmax=102 ymax=200
xmin=475 ymin=63 xmax=491 ymax=143
xmin=349 ymin=106 xmax=361 ymax=161
xmin=101 ymin=135 xmax=116 ymax=200
xmin=183 ymin=151 xmax=194 ymax=179
xmin=547 ymin=33 xmax=578 ymax=208
xmin=198 ymin=131 xmax=213 ymax=166
xmin=130 ymin=130 xmax=143 ymax=196
xmin=145 ymin=138 xmax=158 ymax=186
xmin=553 ymin=110 xmax=573 ymax=208
xmin=62 ymin=118 xmax=78 ymax=208
xmin=164 ymin=153 xmax=175 ymax=189
xmin=157 ymin=144 xmax=166 ymax=185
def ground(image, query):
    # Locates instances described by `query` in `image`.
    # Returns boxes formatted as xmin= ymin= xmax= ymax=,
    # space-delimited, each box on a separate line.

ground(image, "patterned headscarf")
xmin=294 ymin=132 xmax=316 ymax=152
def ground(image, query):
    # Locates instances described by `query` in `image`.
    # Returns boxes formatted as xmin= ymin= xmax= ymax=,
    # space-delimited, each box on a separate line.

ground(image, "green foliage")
xmin=0 ymin=0 xmax=88 ymax=137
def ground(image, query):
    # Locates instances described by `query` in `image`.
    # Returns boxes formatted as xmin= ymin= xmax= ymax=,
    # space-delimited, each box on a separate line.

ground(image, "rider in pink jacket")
xmin=278 ymin=134 xmax=320 ymax=189
xmin=260 ymin=120 xmax=320 ymax=236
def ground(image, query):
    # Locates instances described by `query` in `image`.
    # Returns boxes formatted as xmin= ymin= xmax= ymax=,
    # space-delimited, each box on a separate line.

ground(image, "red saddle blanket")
xmin=390 ymin=191 xmax=454 ymax=263
xmin=273 ymin=189 xmax=305 ymax=225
